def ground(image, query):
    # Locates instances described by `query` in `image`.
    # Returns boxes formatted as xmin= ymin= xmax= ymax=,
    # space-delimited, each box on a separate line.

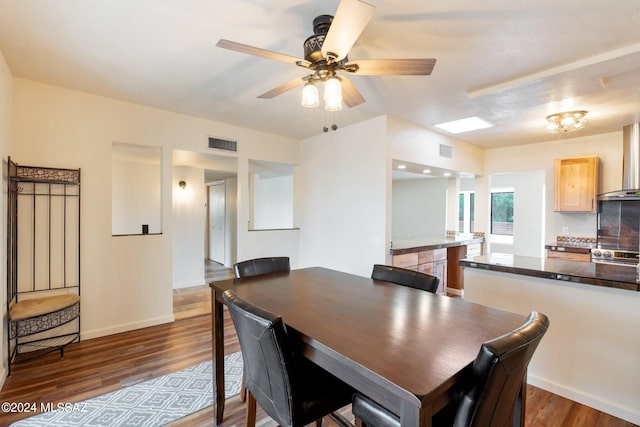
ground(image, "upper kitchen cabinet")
xmin=554 ymin=156 xmax=599 ymax=212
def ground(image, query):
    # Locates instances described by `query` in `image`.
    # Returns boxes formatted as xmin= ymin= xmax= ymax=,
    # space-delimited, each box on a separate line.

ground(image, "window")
xmin=491 ymin=192 xmax=514 ymax=236
xmin=470 ymin=193 xmax=475 ymax=233
xmin=459 ymin=193 xmax=464 ymax=232
xmin=458 ymin=191 xmax=475 ymax=233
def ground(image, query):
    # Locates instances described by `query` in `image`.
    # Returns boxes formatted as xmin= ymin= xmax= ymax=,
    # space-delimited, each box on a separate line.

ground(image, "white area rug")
xmin=12 ymin=352 xmax=243 ymax=427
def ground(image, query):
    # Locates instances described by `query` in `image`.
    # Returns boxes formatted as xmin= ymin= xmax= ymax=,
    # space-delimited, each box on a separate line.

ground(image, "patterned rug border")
xmin=11 ymin=352 xmax=243 ymax=427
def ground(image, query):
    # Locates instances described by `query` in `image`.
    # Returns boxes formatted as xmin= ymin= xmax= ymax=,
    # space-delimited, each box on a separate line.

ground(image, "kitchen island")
xmin=391 ymin=234 xmax=484 ymax=295
xmin=461 ymin=253 xmax=640 ymax=425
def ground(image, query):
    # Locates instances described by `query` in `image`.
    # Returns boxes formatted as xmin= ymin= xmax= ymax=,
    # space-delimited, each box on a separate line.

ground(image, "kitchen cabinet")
xmin=546 ymin=250 xmax=591 ymax=262
xmin=554 ymin=156 xmax=599 ymax=212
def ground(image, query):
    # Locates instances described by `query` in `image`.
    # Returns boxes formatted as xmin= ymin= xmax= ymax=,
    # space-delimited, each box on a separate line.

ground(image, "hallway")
xmin=172 ymin=260 xmax=233 ymax=320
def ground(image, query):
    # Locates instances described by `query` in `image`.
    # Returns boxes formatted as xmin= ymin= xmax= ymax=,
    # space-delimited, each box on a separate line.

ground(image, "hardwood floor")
xmin=0 ymin=281 xmax=636 ymax=427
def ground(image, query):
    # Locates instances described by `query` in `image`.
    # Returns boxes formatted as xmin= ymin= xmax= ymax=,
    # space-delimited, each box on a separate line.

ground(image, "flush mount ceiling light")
xmin=545 ymin=110 xmax=588 ymax=132
xmin=434 ymin=116 xmax=494 ymax=134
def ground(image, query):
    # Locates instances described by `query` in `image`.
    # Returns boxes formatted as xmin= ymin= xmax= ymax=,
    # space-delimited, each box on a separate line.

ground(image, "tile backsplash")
xmin=556 ymin=235 xmax=597 ymax=248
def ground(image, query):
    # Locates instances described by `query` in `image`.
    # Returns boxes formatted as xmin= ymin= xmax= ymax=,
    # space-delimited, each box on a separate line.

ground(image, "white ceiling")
xmin=1 ymin=0 xmax=640 ymax=149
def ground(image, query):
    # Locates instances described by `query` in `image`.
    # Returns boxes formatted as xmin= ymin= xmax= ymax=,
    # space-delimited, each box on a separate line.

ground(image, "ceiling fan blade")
xmin=257 ymin=76 xmax=306 ymax=99
xmin=216 ymin=39 xmax=311 ymax=67
xmin=321 ymin=0 xmax=375 ymax=62
xmin=346 ymin=58 xmax=437 ymax=76
xmin=340 ymin=76 xmax=365 ymax=107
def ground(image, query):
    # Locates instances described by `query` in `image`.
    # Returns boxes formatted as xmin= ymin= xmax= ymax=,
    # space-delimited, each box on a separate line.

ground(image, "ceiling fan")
xmin=216 ymin=0 xmax=436 ymax=114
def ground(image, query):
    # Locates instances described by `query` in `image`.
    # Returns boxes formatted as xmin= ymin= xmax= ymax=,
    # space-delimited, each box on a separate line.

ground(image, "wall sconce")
xmin=178 ymin=180 xmax=186 ymax=190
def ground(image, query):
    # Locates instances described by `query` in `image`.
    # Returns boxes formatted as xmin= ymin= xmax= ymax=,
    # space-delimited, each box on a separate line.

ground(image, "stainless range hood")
xmin=599 ymin=123 xmax=640 ymax=201
xmin=622 ymin=123 xmax=640 ymax=190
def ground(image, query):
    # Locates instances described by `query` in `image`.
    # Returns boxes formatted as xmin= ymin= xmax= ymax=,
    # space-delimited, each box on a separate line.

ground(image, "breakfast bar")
xmin=461 ymin=253 xmax=640 ymax=424
xmin=460 ymin=253 xmax=639 ymax=291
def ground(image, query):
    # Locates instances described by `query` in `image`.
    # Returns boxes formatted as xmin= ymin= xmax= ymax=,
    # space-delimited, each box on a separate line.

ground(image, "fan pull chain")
xmin=323 ymin=112 xmax=338 ymax=132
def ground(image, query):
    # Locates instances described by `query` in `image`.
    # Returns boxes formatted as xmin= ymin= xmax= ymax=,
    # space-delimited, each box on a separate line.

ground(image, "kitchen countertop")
xmin=460 ymin=253 xmax=639 ymax=292
xmin=391 ymin=234 xmax=484 ymax=255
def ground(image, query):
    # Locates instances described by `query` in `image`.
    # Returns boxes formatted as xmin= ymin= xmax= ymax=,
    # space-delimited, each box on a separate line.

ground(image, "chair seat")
xmin=352 ymin=393 xmax=455 ymax=427
xmin=299 ymin=359 xmax=354 ymax=424
xmin=352 ymin=394 xmax=400 ymax=427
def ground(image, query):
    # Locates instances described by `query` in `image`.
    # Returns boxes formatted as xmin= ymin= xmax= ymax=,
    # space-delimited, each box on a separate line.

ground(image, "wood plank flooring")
xmin=1 ymin=279 xmax=637 ymax=427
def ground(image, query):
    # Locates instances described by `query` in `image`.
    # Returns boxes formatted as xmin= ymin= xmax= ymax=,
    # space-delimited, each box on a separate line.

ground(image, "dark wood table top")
xmin=211 ymin=267 xmax=526 ymax=422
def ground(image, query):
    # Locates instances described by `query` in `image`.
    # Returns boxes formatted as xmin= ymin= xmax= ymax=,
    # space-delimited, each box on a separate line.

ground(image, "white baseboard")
xmin=81 ymin=315 xmax=175 ymax=341
xmin=528 ymin=374 xmax=640 ymax=425
xmin=172 ymin=280 xmax=206 ymax=290
xmin=447 ymin=288 xmax=463 ymax=297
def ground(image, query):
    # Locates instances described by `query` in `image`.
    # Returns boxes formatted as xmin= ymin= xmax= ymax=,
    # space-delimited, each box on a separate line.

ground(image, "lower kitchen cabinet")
xmin=546 ymin=250 xmax=591 ymax=262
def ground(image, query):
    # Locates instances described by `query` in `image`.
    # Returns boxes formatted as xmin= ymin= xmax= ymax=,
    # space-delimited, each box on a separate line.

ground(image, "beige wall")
xmin=172 ymin=165 xmax=206 ymax=289
xmin=478 ymin=132 xmax=622 ymax=244
xmin=387 ymin=116 xmax=485 ymax=176
xmin=296 ymin=116 xmax=389 ymax=276
xmin=10 ymin=78 xmax=298 ymax=342
xmin=0 ymin=49 xmax=13 ymax=381
xmin=465 ymin=268 xmax=640 ymax=424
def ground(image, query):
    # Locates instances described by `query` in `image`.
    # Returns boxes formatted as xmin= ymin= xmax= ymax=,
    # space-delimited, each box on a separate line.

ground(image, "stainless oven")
xmin=595 ymin=190 xmax=640 ymax=265
xmin=591 ymin=248 xmax=639 ymax=266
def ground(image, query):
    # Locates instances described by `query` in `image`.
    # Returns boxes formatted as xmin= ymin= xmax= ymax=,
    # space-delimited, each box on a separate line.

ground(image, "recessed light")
xmin=434 ymin=116 xmax=493 ymax=134
xmin=443 ymin=172 xmax=452 ymax=177
xmin=397 ymin=164 xmax=407 ymax=169
xmin=422 ymin=169 xmax=431 ymax=174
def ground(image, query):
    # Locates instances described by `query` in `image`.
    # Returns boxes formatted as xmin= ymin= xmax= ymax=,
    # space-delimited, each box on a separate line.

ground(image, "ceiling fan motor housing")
xmin=304 ymin=34 xmax=325 ymax=63
xmin=304 ymin=15 xmax=333 ymax=63
xmin=304 ymin=14 xmax=349 ymax=67
xmin=313 ymin=15 xmax=333 ymax=35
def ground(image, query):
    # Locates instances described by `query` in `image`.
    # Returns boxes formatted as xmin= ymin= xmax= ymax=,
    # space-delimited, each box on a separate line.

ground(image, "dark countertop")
xmin=391 ymin=234 xmax=484 ymax=255
xmin=460 ymin=253 xmax=639 ymax=292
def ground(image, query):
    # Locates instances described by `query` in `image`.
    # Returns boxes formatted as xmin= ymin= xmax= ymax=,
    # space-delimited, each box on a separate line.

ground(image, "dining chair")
xmin=233 ymin=256 xmax=291 ymax=278
xmin=371 ymin=264 xmax=439 ymax=293
xmin=352 ymin=311 xmax=550 ymax=427
xmin=233 ymin=256 xmax=291 ymax=400
xmin=222 ymin=289 xmax=355 ymax=427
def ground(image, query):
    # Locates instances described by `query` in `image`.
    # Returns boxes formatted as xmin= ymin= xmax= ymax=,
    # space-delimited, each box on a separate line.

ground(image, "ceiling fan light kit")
xmin=301 ymin=82 xmax=320 ymax=108
xmin=545 ymin=110 xmax=588 ymax=132
xmin=323 ymin=76 xmax=343 ymax=111
xmin=216 ymin=0 xmax=436 ymax=131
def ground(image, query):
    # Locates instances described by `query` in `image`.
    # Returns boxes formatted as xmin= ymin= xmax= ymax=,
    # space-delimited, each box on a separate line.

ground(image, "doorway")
xmin=208 ymin=181 xmax=226 ymax=264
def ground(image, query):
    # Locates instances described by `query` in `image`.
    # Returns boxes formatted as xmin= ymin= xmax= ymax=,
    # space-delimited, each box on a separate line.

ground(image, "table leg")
xmin=212 ymin=290 xmax=225 ymax=425
xmin=399 ymin=401 xmax=431 ymax=427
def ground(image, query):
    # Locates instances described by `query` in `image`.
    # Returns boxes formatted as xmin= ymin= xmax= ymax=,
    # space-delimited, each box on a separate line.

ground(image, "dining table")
xmin=209 ymin=267 xmax=527 ymax=427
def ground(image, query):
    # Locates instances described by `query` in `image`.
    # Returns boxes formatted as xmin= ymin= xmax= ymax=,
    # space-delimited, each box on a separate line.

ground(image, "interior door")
xmin=208 ymin=182 xmax=226 ymax=264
